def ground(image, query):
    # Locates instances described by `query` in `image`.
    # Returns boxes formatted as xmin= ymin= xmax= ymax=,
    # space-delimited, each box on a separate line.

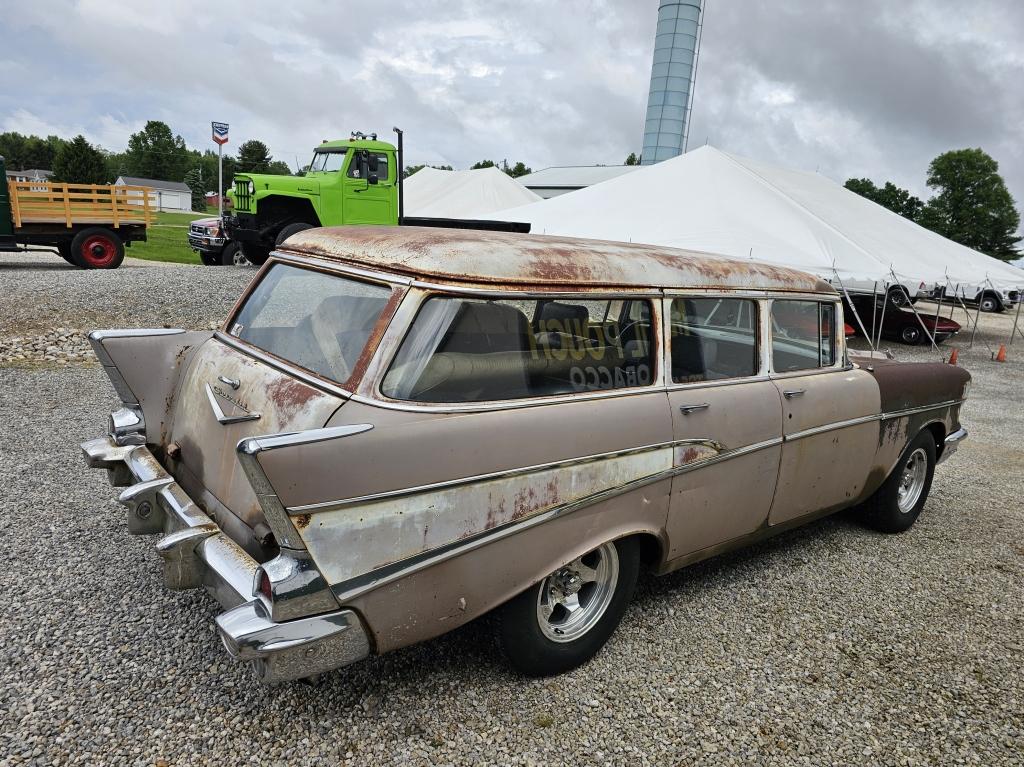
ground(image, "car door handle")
xmin=679 ymin=403 xmax=710 ymax=414
xmin=218 ymin=375 xmax=240 ymax=390
xmin=783 ymin=389 xmax=805 ymax=399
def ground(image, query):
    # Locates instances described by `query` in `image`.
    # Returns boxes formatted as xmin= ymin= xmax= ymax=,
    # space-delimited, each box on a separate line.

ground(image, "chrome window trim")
xmin=409 ymin=280 xmax=664 ymax=298
xmin=766 ymin=297 xmax=845 ymax=376
xmin=662 ymin=294 xmax=767 ymax=384
xmin=664 ymin=374 xmax=772 ymax=392
xmin=365 ymin=288 xmax=665 ymax=412
xmin=328 ymin=434 xmax=785 ymax=603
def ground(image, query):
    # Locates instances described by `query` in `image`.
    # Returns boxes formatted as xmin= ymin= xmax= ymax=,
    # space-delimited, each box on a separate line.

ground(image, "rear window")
xmin=382 ymin=296 xmax=656 ymax=402
xmin=229 ymin=264 xmax=392 ymax=385
xmin=670 ymin=297 xmax=759 ymax=383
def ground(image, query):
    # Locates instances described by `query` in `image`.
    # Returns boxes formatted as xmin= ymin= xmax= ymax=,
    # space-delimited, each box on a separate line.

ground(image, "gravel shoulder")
xmin=0 ymin=264 xmax=1021 ymax=766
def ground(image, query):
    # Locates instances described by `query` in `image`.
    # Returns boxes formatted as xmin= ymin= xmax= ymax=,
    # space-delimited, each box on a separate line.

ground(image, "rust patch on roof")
xmin=278 ymin=226 xmax=836 ymax=294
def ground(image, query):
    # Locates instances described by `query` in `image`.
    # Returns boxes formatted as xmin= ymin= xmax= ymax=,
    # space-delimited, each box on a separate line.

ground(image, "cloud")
xmin=0 ymin=0 xmax=1020 ymax=209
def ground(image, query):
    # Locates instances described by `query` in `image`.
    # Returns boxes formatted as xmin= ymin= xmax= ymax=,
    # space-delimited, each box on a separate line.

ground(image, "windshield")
xmin=229 ymin=264 xmax=393 ymax=386
xmin=308 ymin=149 xmax=348 ymax=173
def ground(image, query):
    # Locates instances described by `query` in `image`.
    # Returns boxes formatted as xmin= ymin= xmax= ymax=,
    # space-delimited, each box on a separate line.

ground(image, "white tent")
xmin=497 ymin=146 xmax=1024 ymax=294
xmin=404 ymin=166 xmax=541 ymax=219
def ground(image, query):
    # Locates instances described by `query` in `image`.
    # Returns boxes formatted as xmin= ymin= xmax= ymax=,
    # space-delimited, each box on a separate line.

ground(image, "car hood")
xmin=239 ymin=173 xmax=318 ymax=197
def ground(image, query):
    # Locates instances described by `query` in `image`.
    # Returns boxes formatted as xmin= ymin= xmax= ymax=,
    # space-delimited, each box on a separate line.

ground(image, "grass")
xmin=126 ymin=210 xmax=209 ymax=265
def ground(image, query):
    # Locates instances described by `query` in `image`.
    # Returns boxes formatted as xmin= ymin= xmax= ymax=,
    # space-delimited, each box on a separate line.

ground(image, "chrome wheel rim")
xmin=536 ymin=542 xmax=619 ymax=643
xmin=232 ymin=248 xmax=248 ymax=266
xmin=897 ymin=447 xmax=928 ymax=513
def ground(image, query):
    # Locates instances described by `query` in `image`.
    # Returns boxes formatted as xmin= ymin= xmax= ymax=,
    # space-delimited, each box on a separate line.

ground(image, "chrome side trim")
xmin=290 ymin=436 xmax=714 ymax=514
xmin=205 ymin=382 xmax=262 ymax=424
xmin=235 ymin=424 xmax=374 ymax=550
xmin=881 ymin=399 xmax=964 ymax=420
xmin=784 ymin=399 xmax=965 ymax=443
xmin=327 ymin=435 xmax=783 ymax=603
xmin=213 ymin=332 xmax=354 ymax=400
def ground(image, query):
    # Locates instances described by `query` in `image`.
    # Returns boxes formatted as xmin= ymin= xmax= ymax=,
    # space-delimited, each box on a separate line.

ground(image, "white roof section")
xmin=497 ymin=146 xmax=1024 ymax=290
xmin=115 ymin=176 xmax=191 ymax=192
xmin=516 ymin=165 xmax=641 ymax=189
xmin=403 ymin=166 xmax=541 ymax=219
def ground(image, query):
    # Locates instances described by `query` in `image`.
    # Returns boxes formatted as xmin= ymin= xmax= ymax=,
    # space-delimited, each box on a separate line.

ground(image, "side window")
xmin=382 ymin=296 xmax=656 ymax=403
xmin=771 ymin=300 xmax=837 ymax=372
xmin=670 ymin=297 xmax=759 ymax=383
xmin=346 ymin=152 xmax=390 ymax=181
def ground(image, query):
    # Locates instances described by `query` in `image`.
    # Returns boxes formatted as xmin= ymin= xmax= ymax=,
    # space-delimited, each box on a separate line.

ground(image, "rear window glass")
xmin=229 ymin=264 xmax=392 ymax=385
xmin=670 ymin=297 xmax=758 ymax=382
xmin=382 ymin=296 xmax=656 ymax=402
xmin=771 ymin=300 xmax=837 ymax=372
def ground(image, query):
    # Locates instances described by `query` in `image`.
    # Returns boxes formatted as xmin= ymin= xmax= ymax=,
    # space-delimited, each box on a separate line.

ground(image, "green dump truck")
xmin=0 ymin=155 xmax=151 ymax=269
xmin=223 ymin=128 xmax=528 ymax=264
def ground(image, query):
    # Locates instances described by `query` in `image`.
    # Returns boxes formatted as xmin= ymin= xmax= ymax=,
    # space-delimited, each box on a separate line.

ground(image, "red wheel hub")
xmin=80 ymin=235 xmax=117 ymax=268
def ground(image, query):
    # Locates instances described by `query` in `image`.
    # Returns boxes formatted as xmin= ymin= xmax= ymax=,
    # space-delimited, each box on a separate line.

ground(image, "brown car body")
xmin=82 ymin=227 xmax=970 ymax=683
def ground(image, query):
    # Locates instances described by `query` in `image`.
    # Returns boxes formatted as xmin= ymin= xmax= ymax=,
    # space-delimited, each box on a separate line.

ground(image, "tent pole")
xmin=891 ymin=268 xmax=938 ymax=352
xmin=932 ymin=283 xmax=942 ymax=333
xmin=831 ymin=269 xmax=875 ymax=355
xmin=870 ymin=281 xmax=879 ymax=360
xmin=968 ymin=284 xmax=981 ymax=350
xmin=1008 ymin=289 xmax=1022 ymax=346
xmin=876 ymin=280 xmax=890 ymax=353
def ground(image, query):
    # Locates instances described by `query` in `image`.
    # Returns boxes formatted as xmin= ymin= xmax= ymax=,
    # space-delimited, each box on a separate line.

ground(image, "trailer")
xmin=0 ymin=156 xmax=152 ymax=269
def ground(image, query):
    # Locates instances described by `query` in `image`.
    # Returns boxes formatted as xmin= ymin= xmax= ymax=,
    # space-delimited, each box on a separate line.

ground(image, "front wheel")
xmin=900 ymin=325 xmax=922 ymax=345
xmin=859 ymin=431 xmax=936 ymax=533
xmin=220 ymin=241 xmax=248 ymax=267
xmin=979 ymin=294 xmax=1001 ymax=313
xmin=498 ymin=537 xmax=640 ymax=677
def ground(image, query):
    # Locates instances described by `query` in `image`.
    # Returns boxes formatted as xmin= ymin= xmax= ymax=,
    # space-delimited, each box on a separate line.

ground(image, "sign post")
xmin=211 ymin=122 xmax=229 ymax=219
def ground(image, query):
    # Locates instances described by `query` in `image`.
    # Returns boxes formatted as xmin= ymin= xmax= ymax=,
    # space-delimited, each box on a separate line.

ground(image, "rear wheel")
xmin=979 ymin=294 xmax=1001 ymax=313
xmin=859 ymin=431 xmax=936 ymax=533
xmin=499 ymin=537 xmax=640 ymax=677
xmin=221 ymin=241 xmax=248 ymax=266
xmin=887 ymin=287 xmax=910 ymax=308
xmin=70 ymin=227 xmax=125 ymax=269
xmin=240 ymin=242 xmax=271 ymax=266
xmin=900 ymin=325 xmax=922 ymax=345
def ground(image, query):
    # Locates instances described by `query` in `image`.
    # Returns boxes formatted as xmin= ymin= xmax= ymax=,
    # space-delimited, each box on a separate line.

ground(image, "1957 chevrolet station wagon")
xmin=81 ymin=227 xmax=970 ymax=683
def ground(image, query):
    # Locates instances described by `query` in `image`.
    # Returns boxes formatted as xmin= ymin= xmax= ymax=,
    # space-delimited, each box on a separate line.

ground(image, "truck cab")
xmin=225 ymin=135 xmax=398 ymax=264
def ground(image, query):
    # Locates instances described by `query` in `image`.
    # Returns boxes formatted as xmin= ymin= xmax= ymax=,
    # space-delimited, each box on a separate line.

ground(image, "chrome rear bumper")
xmin=80 ymin=435 xmax=370 ymax=683
xmin=939 ymin=426 xmax=968 ymax=464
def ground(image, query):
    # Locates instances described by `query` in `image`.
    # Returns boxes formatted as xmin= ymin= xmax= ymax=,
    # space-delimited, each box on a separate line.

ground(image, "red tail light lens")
xmin=257 ymin=568 xmax=273 ymax=602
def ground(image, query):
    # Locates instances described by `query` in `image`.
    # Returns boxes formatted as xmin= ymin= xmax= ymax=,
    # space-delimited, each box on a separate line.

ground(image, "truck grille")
xmin=234 ymin=179 xmax=251 ymax=212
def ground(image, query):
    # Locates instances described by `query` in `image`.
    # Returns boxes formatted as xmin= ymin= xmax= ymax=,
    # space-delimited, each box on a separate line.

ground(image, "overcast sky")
xmin=2 ymin=0 xmax=1021 ymax=204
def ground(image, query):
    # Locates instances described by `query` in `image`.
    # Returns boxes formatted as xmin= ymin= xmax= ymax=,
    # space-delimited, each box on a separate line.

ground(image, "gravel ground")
xmin=0 ymin=257 xmax=1022 ymax=766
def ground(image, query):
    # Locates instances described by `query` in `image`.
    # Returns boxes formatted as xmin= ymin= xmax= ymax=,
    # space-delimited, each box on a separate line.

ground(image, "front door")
xmin=343 ymin=151 xmax=395 ymax=224
xmin=665 ymin=295 xmax=784 ymax=558
xmin=767 ymin=298 xmax=880 ymax=525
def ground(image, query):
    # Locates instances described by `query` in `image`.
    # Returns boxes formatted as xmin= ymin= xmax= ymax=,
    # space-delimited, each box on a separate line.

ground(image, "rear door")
xmin=665 ymin=295 xmax=784 ymax=558
xmin=767 ymin=298 xmax=880 ymax=525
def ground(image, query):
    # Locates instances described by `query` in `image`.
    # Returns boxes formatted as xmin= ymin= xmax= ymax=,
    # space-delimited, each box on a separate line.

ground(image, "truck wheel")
xmin=240 ymin=243 xmax=271 ymax=266
xmin=198 ymin=251 xmax=220 ymax=266
xmin=887 ymin=287 xmax=910 ymax=308
xmin=498 ymin=537 xmax=640 ymax=677
xmin=979 ymin=294 xmax=1000 ymax=313
xmin=900 ymin=326 xmax=922 ymax=345
xmin=70 ymin=227 xmax=125 ymax=269
xmin=858 ymin=431 xmax=936 ymax=534
xmin=221 ymin=242 xmax=248 ymax=267
xmin=275 ymin=222 xmax=314 ymax=246
xmin=57 ymin=242 xmax=77 ymax=265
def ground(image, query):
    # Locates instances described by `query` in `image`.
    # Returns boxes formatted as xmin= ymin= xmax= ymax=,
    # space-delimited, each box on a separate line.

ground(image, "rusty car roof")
xmin=278 ymin=226 xmax=836 ymax=293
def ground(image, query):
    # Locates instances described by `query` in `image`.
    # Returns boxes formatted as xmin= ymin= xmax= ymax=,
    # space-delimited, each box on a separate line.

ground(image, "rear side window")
xmin=771 ymin=300 xmax=836 ymax=372
xmin=670 ymin=297 xmax=759 ymax=383
xmin=229 ymin=264 xmax=392 ymax=385
xmin=382 ymin=296 xmax=656 ymax=402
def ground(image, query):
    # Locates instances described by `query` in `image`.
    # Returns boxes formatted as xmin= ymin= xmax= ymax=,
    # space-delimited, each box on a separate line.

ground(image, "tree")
xmin=51 ymin=135 xmax=108 ymax=184
xmin=125 ymin=121 xmax=189 ymax=181
xmin=470 ymin=160 xmax=496 ymax=169
xmin=844 ymin=178 xmax=924 ymax=221
xmin=917 ymin=148 xmax=1021 ymax=260
xmin=404 ymin=163 xmax=454 ymax=178
xmin=183 ymin=168 xmax=206 ymax=211
xmin=624 ymin=152 xmax=639 ymax=166
xmin=236 ymin=140 xmax=272 ymax=174
xmin=267 ymin=160 xmax=293 ymax=176
xmin=504 ymin=161 xmax=532 ymax=178
xmin=0 ymin=132 xmax=66 ymax=170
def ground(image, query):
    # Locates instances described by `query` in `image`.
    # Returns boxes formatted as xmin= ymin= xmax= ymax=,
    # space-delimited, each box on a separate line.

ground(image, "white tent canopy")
xmin=497 ymin=146 xmax=1024 ymax=292
xmin=404 ymin=166 xmax=541 ymax=219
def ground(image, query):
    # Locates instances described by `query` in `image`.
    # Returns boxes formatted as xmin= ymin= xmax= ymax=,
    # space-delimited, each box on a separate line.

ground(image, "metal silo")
xmin=641 ymin=0 xmax=704 ymax=165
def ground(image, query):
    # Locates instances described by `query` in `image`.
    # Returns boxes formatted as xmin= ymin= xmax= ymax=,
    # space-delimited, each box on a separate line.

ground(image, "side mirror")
xmin=356 ymin=150 xmax=370 ymax=179
xmin=367 ymin=155 xmax=379 ymax=173
xmin=367 ymin=173 xmax=379 ymax=185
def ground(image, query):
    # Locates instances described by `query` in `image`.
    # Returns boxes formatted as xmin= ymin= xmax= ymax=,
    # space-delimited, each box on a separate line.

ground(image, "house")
xmin=5 ymin=168 xmax=54 ymax=184
xmin=115 ymin=176 xmax=193 ymax=212
xmin=514 ymin=165 xmax=641 ymax=199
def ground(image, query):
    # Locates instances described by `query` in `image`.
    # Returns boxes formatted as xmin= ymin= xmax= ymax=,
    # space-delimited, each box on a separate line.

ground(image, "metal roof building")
xmin=515 ymin=165 xmax=641 ymax=199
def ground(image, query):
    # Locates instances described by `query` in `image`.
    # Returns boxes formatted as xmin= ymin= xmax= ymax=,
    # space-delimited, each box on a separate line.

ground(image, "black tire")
xmin=275 ymin=222 xmax=314 ymax=246
xmin=859 ymin=431 xmax=937 ymax=534
xmin=57 ymin=241 xmax=77 ymax=266
xmin=240 ymin=242 xmax=271 ymax=266
xmin=69 ymin=227 xmax=125 ymax=269
xmin=499 ymin=537 xmax=640 ymax=677
xmin=900 ymin=325 xmax=922 ymax=345
xmin=220 ymin=241 xmax=248 ymax=267
xmin=979 ymin=294 xmax=1000 ymax=313
xmin=198 ymin=251 xmax=220 ymax=266
xmin=887 ymin=287 xmax=910 ymax=308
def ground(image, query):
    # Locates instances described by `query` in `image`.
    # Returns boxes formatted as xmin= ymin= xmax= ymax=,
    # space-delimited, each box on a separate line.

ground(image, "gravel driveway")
xmin=1 ymin=254 xmax=1021 ymax=765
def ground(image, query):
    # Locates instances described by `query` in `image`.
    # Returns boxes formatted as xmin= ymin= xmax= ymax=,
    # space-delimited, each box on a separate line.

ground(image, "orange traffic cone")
xmin=948 ymin=348 xmax=959 ymax=365
xmin=995 ymin=344 xmax=1007 ymax=363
